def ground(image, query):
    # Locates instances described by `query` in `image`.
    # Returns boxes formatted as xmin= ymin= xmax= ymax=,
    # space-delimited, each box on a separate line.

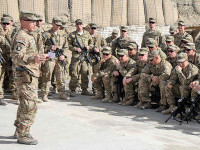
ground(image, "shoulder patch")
xmin=16 ymin=40 xmax=25 ymax=46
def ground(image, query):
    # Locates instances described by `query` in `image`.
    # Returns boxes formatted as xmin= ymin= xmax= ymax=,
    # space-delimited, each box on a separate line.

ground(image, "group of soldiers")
xmin=0 ymin=10 xmax=200 ymax=145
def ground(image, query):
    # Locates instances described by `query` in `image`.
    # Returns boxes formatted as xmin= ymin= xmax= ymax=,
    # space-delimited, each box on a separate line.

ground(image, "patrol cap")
xmin=102 ymin=46 xmax=112 ymax=54
xmin=90 ymin=23 xmax=98 ymax=29
xmin=139 ymin=48 xmax=149 ymax=55
xmin=184 ymin=43 xmax=195 ymax=50
xmin=166 ymin=35 xmax=174 ymax=42
xmin=178 ymin=20 xmax=185 ymax=26
xmin=148 ymin=50 xmax=160 ymax=60
xmin=1 ymin=17 xmax=11 ymax=24
xmin=146 ymin=38 xmax=158 ymax=47
xmin=127 ymin=42 xmax=137 ymax=49
xmin=181 ymin=36 xmax=193 ymax=43
xmin=177 ymin=52 xmax=188 ymax=63
xmin=75 ymin=19 xmax=83 ymax=24
xmin=19 ymin=10 xmax=38 ymax=21
xmin=117 ymin=49 xmax=128 ymax=56
xmin=167 ymin=44 xmax=180 ymax=52
xmin=169 ymin=25 xmax=176 ymax=33
xmin=52 ymin=16 xmax=62 ymax=26
xmin=120 ymin=26 xmax=128 ymax=31
xmin=36 ymin=14 xmax=43 ymax=21
xmin=149 ymin=17 xmax=156 ymax=23
xmin=61 ymin=16 xmax=68 ymax=28
xmin=112 ymin=29 xmax=119 ymax=35
xmin=3 ymin=13 xmax=13 ymax=21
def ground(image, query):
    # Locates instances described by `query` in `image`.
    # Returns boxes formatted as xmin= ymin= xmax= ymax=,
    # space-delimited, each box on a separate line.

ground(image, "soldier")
xmin=166 ymin=45 xmax=180 ymax=68
xmin=163 ymin=36 xmax=175 ymax=54
xmin=68 ymin=19 xmax=94 ymax=97
xmin=141 ymin=18 xmax=166 ymax=49
xmin=3 ymin=13 xmax=14 ymax=26
xmin=91 ymin=46 xmax=119 ymax=102
xmin=163 ymin=53 xmax=199 ymax=115
xmin=112 ymin=26 xmax=136 ymax=56
xmin=41 ymin=16 xmax=69 ymax=102
xmin=136 ymin=50 xmax=172 ymax=110
xmin=146 ymin=38 xmax=167 ymax=60
xmin=174 ymin=20 xmax=193 ymax=48
xmin=179 ymin=36 xmax=193 ymax=53
xmin=12 ymin=11 xmax=49 ymax=145
xmin=127 ymin=42 xmax=138 ymax=61
xmin=105 ymin=29 xmax=118 ymax=47
xmin=169 ymin=25 xmax=177 ymax=36
xmin=112 ymin=49 xmax=136 ymax=104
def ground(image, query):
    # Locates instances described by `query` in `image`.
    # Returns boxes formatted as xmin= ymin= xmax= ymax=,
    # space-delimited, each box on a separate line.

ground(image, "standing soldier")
xmin=68 ymin=19 xmax=94 ymax=97
xmin=12 ymin=11 xmax=49 ymax=145
xmin=105 ymin=29 xmax=118 ymax=47
xmin=112 ymin=26 xmax=136 ymax=56
xmin=141 ymin=18 xmax=166 ymax=49
xmin=41 ymin=16 xmax=69 ymax=102
xmin=169 ymin=25 xmax=177 ymax=36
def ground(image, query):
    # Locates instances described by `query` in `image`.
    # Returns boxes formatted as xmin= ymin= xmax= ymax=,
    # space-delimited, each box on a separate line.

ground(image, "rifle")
xmin=114 ymin=73 xmax=124 ymax=102
xmin=165 ymin=95 xmax=190 ymax=123
xmin=181 ymin=94 xmax=200 ymax=124
xmin=0 ymin=52 xmax=5 ymax=64
xmin=49 ymin=38 xmax=67 ymax=70
xmin=89 ymin=51 xmax=101 ymax=64
xmin=75 ymin=35 xmax=92 ymax=65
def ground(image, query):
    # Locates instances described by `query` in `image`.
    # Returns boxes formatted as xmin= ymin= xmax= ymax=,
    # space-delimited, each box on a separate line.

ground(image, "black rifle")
xmin=49 ymin=38 xmax=67 ymax=70
xmin=89 ymin=51 xmax=101 ymax=64
xmin=165 ymin=95 xmax=190 ymax=123
xmin=75 ymin=35 xmax=92 ymax=65
xmin=114 ymin=73 xmax=124 ymax=102
xmin=181 ymin=94 xmax=200 ymax=124
xmin=0 ymin=52 xmax=5 ymax=64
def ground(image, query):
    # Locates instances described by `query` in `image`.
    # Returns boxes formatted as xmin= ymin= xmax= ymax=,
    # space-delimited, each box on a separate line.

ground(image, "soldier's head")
xmin=181 ymin=36 xmax=193 ymax=48
xmin=127 ymin=42 xmax=138 ymax=56
xmin=138 ymin=48 xmax=149 ymax=62
xmin=19 ymin=11 xmax=37 ymax=32
xmin=120 ymin=26 xmax=128 ymax=37
xmin=166 ymin=36 xmax=174 ymax=46
xmin=148 ymin=50 xmax=161 ymax=65
xmin=117 ymin=49 xmax=129 ymax=63
xmin=1 ymin=17 xmax=11 ymax=31
xmin=167 ymin=45 xmax=180 ymax=58
xmin=184 ymin=43 xmax=196 ymax=56
xmin=146 ymin=38 xmax=158 ymax=51
xmin=3 ymin=13 xmax=14 ymax=26
xmin=75 ymin=19 xmax=83 ymax=31
xmin=52 ymin=16 xmax=62 ymax=31
xmin=60 ymin=16 xmax=68 ymax=30
xmin=112 ymin=29 xmax=118 ymax=39
xmin=178 ymin=20 xmax=185 ymax=33
xmin=169 ymin=25 xmax=177 ymax=36
xmin=102 ymin=46 xmax=112 ymax=60
xmin=149 ymin=18 xmax=156 ymax=30
xmin=89 ymin=23 xmax=98 ymax=35
xmin=177 ymin=52 xmax=188 ymax=68
xmin=36 ymin=14 xmax=43 ymax=28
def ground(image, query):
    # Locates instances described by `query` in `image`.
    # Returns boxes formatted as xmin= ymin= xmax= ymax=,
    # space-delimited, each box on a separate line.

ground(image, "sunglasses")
xmin=148 ymin=46 xmax=154 ymax=49
xmin=149 ymin=22 xmax=155 ymax=24
xmin=166 ymin=41 xmax=171 ymax=43
xmin=118 ymin=55 xmax=124 ymax=58
xmin=139 ymin=54 xmax=145 ymax=56
xmin=168 ymin=50 xmax=175 ymax=53
xmin=149 ymin=58 xmax=154 ymax=61
xmin=121 ymin=30 xmax=127 ymax=32
xmin=182 ymin=41 xmax=188 ymax=44
xmin=37 ymin=20 xmax=42 ymax=22
xmin=2 ymin=23 xmax=9 ymax=25
xmin=103 ymin=53 xmax=109 ymax=56
xmin=185 ymin=48 xmax=192 ymax=51
xmin=76 ymin=23 xmax=82 ymax=25
xmin=91 ymin=28 xmax=97 ymax=30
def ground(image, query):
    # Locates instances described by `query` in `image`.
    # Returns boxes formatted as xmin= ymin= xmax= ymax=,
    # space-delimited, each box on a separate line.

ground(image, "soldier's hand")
xmin=35 ymin=53 xmax=46 ymax=64
xmin=51 ymin=45 xmax=57 ymax=51
xmin=85 ymin=46 xmax=89 ymax=50
xmin=167 ymin=82 xmax=173 ymax=89
xmin=125 ymin=78 xmax=133 ymax=85
xmin=114 ymin=60 xmax=120 ymax=66
xmin=76 ymin=47 xmax=82 ymax=53
xmin=190 ymin=81 xmax=198 ymax=89
xmin=100 ymin=58 xmax=105 ymax=64
xmin=94 ymin=48 xmax=99 ymax=53
xmin=193 ymin=85 xmax=200 ymax=92
xmin=59 ymin=55 xmax=65 ymax=61
xmin=113 ymin=71 xmax=119 ymax=76
xmin=91 ymin=75 xmax=97 ymax=82
xmin=123 ymin=77 xmax=127 ymax=86
xmin=152 ymin=76 xmax=159 ymax=83
xmin=175 ymin=66 xmax=182 ymax=72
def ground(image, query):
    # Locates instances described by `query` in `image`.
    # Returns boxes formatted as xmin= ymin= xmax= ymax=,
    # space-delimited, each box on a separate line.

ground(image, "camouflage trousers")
xmin=14 ymin=72 xmax=38 ymax=136
xmin=93 ymin=64 xmax=103 ymax=95
xmin=165 ymin=83 xmax=196 ymax=106
xmin=69 ymin=58 xmax=89 ymax=92
xmin=138 ymin=73 xmax=167 ymax=105
xmin=41 ymin=59 xmax=66 ymax=96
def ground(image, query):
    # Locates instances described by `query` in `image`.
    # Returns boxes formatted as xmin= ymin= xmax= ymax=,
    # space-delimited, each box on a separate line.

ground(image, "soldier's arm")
xmin=168 ymin=69 xmax=178 ymax=85
xmin=62 ymin=35 xmax=69 ymax=56
xmin=185 ymin=67 xmax=199 ymax=85
xmin=111 ymin=39 xmax=117 ymax=56
xmin=118 ymin=61 xmax=136 ymax=77
xmin=88 ymin=34 xmax=94 ymax=52
xmin=159 ymin=62 xmax=172 ymax=81
xmin=141 ymin=63 xmax=151 ymax=74
xmin=67 ymin=33 xmax=78 ymax=52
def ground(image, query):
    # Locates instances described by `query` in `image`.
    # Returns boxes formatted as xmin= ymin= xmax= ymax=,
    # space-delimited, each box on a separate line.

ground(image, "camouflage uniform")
xmin=12 ymin=11 xmax=43 ymax=145
xmin=166 ymin=45 xmax=180 ymax=68
xmin=67 ymin=19 xmax=94 ymax=95
xmin=105 ymin=29 xmax=118 ymax=47
xmin=138 ymin=51 xmax=172 ymax=109
xmin=41 ymin=17 xmax=68 ymax=101
xmin=127 ymin=42 xmax=138 ymax=61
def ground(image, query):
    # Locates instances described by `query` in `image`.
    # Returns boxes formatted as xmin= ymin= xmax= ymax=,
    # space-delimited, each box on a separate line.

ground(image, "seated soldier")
xmin=112 ymin=49 xmax=136 ymax=104
xmin=127 ymin=42 xmax=138 ymax=61
xmin=124 ymin=48 xmax=149 ymax=106
xmin=163 ymin=36 xmax=175 ymax=54
xmin=91 ymin=46 xmax=119 ymax=102
xmin=166 ymin=45 xmax=180 ymax=68
xmin=180 ymin=37 xmax=194 ymax=53
xmin=163 ymin=53 xmax=199 ymax=115
xmin=136 ymin=50 xmax=172 ymax=110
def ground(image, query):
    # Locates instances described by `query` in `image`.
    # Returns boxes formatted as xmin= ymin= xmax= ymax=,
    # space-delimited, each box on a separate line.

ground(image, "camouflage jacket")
xmin=129 ymin=54 xmax=138 ymax=61
xmin=67 ymin=30 xmax=93 ymax=58
xmin=11 ymin=28 xmax=44 ymax=77
xmin=169 ymin=62 xmax=199 ymax=86
xmin=142 ymin=60 xmax=172 ymax=81
xmin=150 ymin=48 xmax=167 ymax=60
xmin=174 ymin=32 xmax=193 ymax=48
xmin=91 ymin=33 xmax=107 ymax=52
xmin=188 ymin=53 xmax=200 ymax=69
xmin=166 ymin=56 xmax=178 ymax=69
xmin=105 ymin=36 xmax=116 ymax=47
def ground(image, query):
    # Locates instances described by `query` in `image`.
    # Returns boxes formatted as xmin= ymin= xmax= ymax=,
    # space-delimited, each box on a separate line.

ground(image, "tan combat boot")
xmin=162 ymin=105 xmax=176 ymax=115
xmin=109 ymin=95 xmax=118 ymax=103
xmin=70 ymin=91 xmax=76 ymax=97
xmin=102 ymin=95 xmax=111 ymax=103
xmin=59 ymin=94 xmax=70 ymax=100
xmin=134 ymin=101 xmax=143 ymax=108
xmin=118 ymin=97 xmax=128 ymax=105
xmin=123 ymin=98 xmax=134 ymax=106
xmin=81 ymin=90 xmax=94 ymax=96
xmin=42 ymin=95 xmax=48 ymax=102
xmin=12 ymin=90 xmax=18 ymax=100
xmin=140 ymin=102 xmax=152 ymax=110
xmin=91 ymin=93 xmax=103 ymax=99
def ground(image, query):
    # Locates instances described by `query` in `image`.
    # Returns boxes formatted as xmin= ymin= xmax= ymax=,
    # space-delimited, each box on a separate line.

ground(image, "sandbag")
xmin=0 ymin=0 xmax=19 ymax=22
xmin=91 ymin=0 xmax=111 ymax=27
xmin=144 ymin=0 xmax=165 ymax=25
xmin=111 ymin=0 xmax=127 ymax=26
xmin=193 ymin=0 xmax=200 ymax=14
xmin=45 ymin=0 xmax=69 ymax=23
xmin=18 ymin=0 xmax=45 ymax=21
xmin=70 ymin=0 xmax=91 ymax=24
xmin=127 ymin=0 xmax=145 ymax=25
xmin=163 ymin=0 xmax=178 ymax=25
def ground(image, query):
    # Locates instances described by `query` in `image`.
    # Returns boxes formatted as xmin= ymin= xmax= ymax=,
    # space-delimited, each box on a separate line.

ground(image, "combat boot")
xmin=16 ymin=99 xmax=20 ymax=105
xmin=12 ymin=91 xmax=18 ymax=100
xmin=140 ymin=102 xmax=152 ymax=110
xmin=14 ymin=130 xmax=33 ymax=139
xmin=91 ymin=93 xmax=103 ymax=99
xmin=17 ymin=135 xmax=38 ymax=145
xmin=134 ymin=101 xmax=143 ymax=108
xmin=0 ymin=99 xmax=7 ymax=106
xmin=162 ymin=105 xmax=176 ymax=115
xmin=109 ymin=95 xmax=119 ymax=103
xmin=123 ymin=98 xmax=134 ymax=106
xmin=51 ymin=87 xmax=57 ymax=94
xmin=70 ymin=91 xmax=76 ymax=97
xmin=118 ymin=97 xmax=128 ymax=105
xmin=81 ymin=90 xmax=94 ymax=96
xmin=59 ymin=94 xmax=70 ymax=100
xmin=195 ymin=114 xmax=200 ymax=120
xmin=42 ymin=95 xmax=48 ymax=102
xmin=102 ymin=95 xmax=111 ymax=103
xmin=156 ymin=105 xmax=167 ymax=112
xmin=37 ymin=99 xmax=43 ymax=103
